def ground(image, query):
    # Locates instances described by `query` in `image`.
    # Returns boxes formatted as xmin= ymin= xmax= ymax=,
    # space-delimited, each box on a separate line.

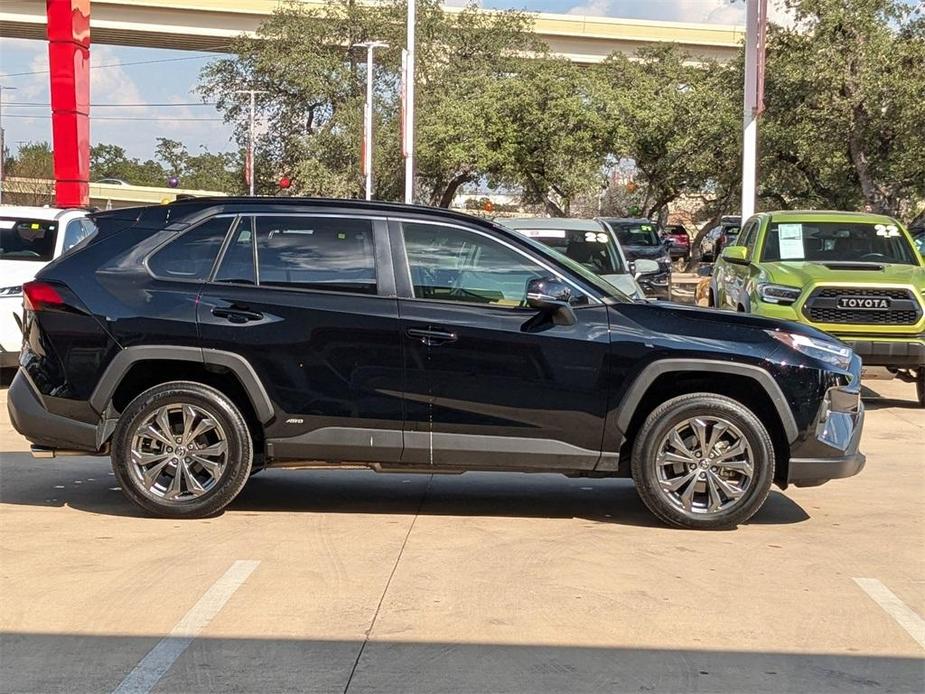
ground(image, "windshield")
xmin=513 ymin=228 xmax=625 ymax=275
xmin=506 ymin=228 xmax=632 ymax=302
xmin=0 ymin=218 xmax=59 ymax=261
xmin=609 ymin=221 xmax=660 ymax=247
xmin=761 ymin=221 xmax=918 ymax=264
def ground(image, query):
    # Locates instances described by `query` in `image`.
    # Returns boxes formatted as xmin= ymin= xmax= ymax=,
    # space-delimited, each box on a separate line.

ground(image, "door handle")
xmin=407 ymin=327 xmax=458 ymax=346
xmin=212 ymin=307 xmax=263 ymax=324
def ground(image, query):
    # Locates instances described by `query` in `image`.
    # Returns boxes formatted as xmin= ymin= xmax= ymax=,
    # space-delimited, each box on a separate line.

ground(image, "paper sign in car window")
xmin=777 ymin=223 xmax=805 ymax=259
xmin=521 ymin=229 xmax=566 ymax=239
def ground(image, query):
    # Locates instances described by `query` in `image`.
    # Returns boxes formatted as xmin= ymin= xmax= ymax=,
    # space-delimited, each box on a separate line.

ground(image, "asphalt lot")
xmin=1 ymin=373 xmax=923 ymax=693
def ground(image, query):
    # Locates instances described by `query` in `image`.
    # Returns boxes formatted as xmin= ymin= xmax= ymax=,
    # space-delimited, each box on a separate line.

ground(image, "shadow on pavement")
xmin=860 ymin=384 xmax=920 ymax=410
xmin=1 ymin=633 xmax=921 ymax=693
xmin=0 ymin=454 xmax=810 ymax=527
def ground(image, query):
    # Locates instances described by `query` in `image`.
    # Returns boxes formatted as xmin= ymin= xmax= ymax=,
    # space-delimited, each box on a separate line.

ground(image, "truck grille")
xmin=803 ymin=287 xmax=922 ymax=325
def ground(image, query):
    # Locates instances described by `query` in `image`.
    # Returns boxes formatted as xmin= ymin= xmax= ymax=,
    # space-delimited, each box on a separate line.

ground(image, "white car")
xmin=499 ymin=217 xmax=652 ymax=300
xmin=0 ymin=206 xmax=96 ymax=368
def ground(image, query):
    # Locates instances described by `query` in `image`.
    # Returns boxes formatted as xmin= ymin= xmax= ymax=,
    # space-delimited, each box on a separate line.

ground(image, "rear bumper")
xmin=840 ymin=336 xmax=925 ymax=368
xmin=7 ymin=370 xmax=100 ymax=453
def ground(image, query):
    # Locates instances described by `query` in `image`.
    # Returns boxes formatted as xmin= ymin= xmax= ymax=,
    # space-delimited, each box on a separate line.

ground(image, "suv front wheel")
xmin=631 ymin=393 xmax=775 ymax=529
xmin=111 ymin=381 xmax=253 ymax=518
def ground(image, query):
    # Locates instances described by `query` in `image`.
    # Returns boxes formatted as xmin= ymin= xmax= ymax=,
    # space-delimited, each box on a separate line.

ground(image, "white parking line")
xmin=853 ymin=577 xmax=925 ymax=650
xmin=112 ymin=560 xmax=260 ymax=694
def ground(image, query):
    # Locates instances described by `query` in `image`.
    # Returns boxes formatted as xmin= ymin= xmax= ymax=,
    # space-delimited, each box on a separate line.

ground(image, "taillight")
xmin=22 ymin=281 xmax=66 ymax=312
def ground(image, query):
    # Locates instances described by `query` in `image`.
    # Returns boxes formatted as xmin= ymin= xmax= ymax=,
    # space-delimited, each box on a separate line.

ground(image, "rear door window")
xmin=253 ymin=215 xmax=377 ymax=294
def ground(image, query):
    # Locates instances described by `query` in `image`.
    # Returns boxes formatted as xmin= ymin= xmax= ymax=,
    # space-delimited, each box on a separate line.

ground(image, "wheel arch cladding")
xmin=89 ymin=346 xmax=274 ymax=424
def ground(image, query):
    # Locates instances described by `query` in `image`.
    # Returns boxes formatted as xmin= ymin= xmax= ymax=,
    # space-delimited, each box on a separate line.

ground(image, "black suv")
xmin=8 ymin=198 xmax=865 ymax=529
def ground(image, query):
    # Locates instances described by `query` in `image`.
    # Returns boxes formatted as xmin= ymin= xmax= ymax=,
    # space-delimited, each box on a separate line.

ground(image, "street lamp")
xmin=0 ymin=85 xmax=17 ymax=205
xmin=233 ymin=89 xmax=268 ymax=196
xmin=353 ymin=41 xmax=389 ymax=201
xmin=403 ymin=0 xmax=416 ymax=204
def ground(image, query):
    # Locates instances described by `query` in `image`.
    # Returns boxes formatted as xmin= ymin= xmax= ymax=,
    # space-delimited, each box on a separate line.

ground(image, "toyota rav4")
xmin=8 ymin=198 xmax=865 ymax=529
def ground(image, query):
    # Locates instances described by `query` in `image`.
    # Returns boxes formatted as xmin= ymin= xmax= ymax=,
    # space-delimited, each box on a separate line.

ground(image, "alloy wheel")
xmin=128 ymin=403 xmax=228 ymax=502
xmin=654 ymin=416 xmax=754 ymax=516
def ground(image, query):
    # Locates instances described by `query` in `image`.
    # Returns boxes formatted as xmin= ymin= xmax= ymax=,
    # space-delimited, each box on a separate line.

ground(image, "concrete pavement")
xmin=1 ymin=377 xmax=923 ymax=693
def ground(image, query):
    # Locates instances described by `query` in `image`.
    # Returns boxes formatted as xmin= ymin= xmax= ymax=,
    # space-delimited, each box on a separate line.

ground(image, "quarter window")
xmin=254 ymin=216 xmax=377 ymax=294
xmin=403 ymin=222 xmax=548 ymax=307
xmin=62 ymin=218 xmax=96 ymax=252
xmin=148 ymin=216 xmax=234 ymax=280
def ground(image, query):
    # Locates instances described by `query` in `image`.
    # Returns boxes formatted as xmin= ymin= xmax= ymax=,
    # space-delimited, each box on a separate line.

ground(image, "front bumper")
xmin=787 ymin=358 xmax=866 ymax=487
xmin=839 ymin=336 xmax=925 ymax=368
xmin=639 ymin=272 xmax=672 ymax=300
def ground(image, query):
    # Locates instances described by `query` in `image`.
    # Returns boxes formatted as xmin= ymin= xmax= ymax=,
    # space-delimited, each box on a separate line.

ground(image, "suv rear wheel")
xmin=631 ymin=393 xmax=774 ymax=529
xmin=111 ymin=381 xmax=253 ymax=518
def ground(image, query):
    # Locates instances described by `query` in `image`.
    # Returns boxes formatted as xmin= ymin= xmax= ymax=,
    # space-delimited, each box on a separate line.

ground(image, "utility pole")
xmin=741 ymin=0 xmax=768 ymax=220
xmin=403 ymin=0 xmax=416 ymax=204
xmin=353 ymin=41 xmax=389 ymax=201
xmin=0 ymin=85 xmax=17 ymax=205
xmin=234 ymin=89 xmax=267 ymax=196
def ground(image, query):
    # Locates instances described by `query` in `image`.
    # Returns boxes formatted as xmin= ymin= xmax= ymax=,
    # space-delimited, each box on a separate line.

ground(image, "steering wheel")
xmin=858 ymin=252 xmax=888 ymax=261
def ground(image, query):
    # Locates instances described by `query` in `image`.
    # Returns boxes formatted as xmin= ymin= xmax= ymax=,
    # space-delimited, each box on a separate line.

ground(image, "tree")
xmin=596 ymin=45 xmax=742 ymax=223
xmin=198 ymin=0 xmax=569 ymax=206
xmin=154 ymin=138 xmax=243 ymax=193
xmin=4 ymin=142 xmax=54 ymax=206
xmin=90 ymin=143 xmax=166 ymax=186
xmin=760 ymin=0 xmax=925 ymax=217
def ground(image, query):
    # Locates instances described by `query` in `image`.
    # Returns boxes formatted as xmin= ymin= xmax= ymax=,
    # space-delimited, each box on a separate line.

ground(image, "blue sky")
xmin=0 ymin=1 xmax=754 ymax=162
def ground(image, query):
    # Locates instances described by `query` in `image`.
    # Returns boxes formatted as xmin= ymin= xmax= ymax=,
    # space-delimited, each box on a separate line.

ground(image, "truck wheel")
xmin=631 ymin=393 xmax=775 ymax=530
xmin=111 ymin=381 xmax=253 ymax=518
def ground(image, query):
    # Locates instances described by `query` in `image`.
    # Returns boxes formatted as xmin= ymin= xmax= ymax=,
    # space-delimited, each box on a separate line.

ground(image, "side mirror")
xmin=526 ymin=277 xmax=577 ymax=326
xmin=721 ymin=245 xmax=749 ymax=262
xmin=633 ymin=258 xmax=660 ymax=278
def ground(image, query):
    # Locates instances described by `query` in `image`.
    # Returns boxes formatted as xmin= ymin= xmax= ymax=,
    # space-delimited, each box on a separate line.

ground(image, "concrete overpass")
xmin=2 ymin=177 xmax=227 ymax=209
xmin=1 ymin=1 xmax=744 ymax=64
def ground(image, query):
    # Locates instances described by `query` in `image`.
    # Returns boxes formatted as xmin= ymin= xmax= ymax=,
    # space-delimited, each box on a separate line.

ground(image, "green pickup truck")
xmin=711 ymin=210 xmax=925 ymax=406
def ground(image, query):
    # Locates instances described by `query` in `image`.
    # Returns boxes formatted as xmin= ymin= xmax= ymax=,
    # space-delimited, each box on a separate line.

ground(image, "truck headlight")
xmin=757 ymin=283 xmax=801 ymax=305
xmin=0 ymin=285 xmax=23 ymax=297
xmin=767 ymin=330 xmax=853 ymax=369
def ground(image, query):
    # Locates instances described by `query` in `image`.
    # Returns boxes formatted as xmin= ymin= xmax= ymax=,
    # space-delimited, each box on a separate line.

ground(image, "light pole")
xmin=234 ymin=89 xmax=267 ymax=196
xmin=0 ymin=85 xmax=17 ymax=205
xmin=353 ymin=41 xmax=389 ymax=201
xmin=403 ymin=0 xmax=416 ymax=204
xmin=741 ymin=0 xmax=768 ymax=219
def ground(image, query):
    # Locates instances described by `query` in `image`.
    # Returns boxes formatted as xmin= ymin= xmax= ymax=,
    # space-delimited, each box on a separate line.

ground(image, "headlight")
xmin=757 ymin=283 xmax=801 ymax=305
xmin=0 ymin=285 xmax=23 ymax=297
xmin=767 ymin=330 xmax=853 ymax=369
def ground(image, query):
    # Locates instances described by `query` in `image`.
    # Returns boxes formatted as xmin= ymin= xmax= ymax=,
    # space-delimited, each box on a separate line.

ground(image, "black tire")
xmin=631 ymin=393 xmax=775 ymax=530
xmin=111 ymin=381 xmax=253 ymax=518
xmin=916 ymin=369 xmax=924 ymax=408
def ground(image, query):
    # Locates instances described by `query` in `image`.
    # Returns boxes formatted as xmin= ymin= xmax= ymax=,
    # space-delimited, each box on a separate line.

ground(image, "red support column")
xmin=47 ymin=0 xmax=91 ymax=208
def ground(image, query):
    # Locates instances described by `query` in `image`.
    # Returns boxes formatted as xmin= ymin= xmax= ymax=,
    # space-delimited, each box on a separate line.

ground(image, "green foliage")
xmin=760 ymin=0 xmax=925 ymax=217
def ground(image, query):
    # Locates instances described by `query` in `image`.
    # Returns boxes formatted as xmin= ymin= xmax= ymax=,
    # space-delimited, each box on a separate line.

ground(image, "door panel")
xmin=197 ymin=214 xmax=405 ymax=462
xmin=394 ymin=220 xmax=611 ymax=470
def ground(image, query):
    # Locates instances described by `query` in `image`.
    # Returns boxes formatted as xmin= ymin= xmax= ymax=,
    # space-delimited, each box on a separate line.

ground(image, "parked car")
xmin=663 ymin=224 xmax=691 ymax=260
xmin=96 ymin=178 xmax=131 ymax=186
xmin=700 ymin=216 xmax=742 ymax=262
xmin=0 ymin=206 xmax=95 ymax=368
xmin=8 ymin=198 xmax=865 ymax=528
xmin=711 ymin=210 xmax=924 ymax=406
xmin=500 ymin=217 xmax=649 ymax=300
xmin=911 ymin=223 xmax=925 ymax=256
xmin=596 ymin=218 xmax=672 ymax=300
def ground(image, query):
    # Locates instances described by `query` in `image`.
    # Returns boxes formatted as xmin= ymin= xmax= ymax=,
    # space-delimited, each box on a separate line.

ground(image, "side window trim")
xmin=209 ymin=212 xmax=393 ymax=297
xmin=389 ymin=217 xmax=601 ymax=306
